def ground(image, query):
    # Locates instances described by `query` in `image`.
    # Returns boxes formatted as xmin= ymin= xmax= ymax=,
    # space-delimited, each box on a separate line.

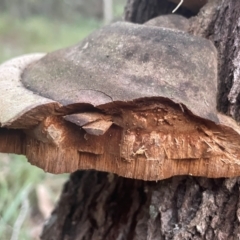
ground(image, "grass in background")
xmin=0 ymin=0 xmax=125 ymax=63
xmin=0 ymin=15 xmax=102 ymax=63
xmin=0 ymin=154 xmax=68 ymax=239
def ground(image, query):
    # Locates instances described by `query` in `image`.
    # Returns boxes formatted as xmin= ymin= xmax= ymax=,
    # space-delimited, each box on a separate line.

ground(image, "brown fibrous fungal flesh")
xmin=1 ymin=96 xmax=240 ymax=181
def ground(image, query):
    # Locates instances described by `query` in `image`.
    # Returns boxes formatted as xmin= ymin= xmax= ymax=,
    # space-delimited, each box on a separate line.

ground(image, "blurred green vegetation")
xmin=0 ymin=0 xmax=125 ymax=63
xmin=0 ymin=1 xmax=125 ymax=239
xmin=0 ymin=15 xmax=101 ymax=63
xmin=0 ymin=154 xmax=68 ymax=239
xmin=1 ymin=155 xmax=44 ymax=239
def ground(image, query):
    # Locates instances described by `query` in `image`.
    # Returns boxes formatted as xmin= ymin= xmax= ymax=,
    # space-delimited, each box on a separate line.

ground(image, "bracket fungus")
xmin=1 ymin=21 xmax=240 ymax=181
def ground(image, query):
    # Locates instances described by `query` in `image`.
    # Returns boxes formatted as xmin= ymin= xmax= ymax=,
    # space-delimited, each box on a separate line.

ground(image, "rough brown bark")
xmin=124 ymin=0 xmax=193 ymax=23
xmin=41 ymin=0 xmax=240 ymax=239
xmin=41 ymin=171 xmax=240 ymax=240
xmin=210 ymin=1 xmax=240 ymax=121
xmin=188 ymin=0 xmax=240 ymax=121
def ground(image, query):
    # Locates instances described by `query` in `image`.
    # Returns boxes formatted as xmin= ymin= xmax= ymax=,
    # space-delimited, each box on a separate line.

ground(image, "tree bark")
xmin=41 ymin=171 xmax=240 ymax=240
xmin=41 ymin=0 xmax=240 ymax=239
xmin=124 ymin=0 xmax=193 ymax=23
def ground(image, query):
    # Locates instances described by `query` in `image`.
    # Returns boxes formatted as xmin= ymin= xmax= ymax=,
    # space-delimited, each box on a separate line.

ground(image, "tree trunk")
xmin=124 ymin=0 xmax=193 ymax=24
xmin=41 ymin=0 xmax=240 ymax=239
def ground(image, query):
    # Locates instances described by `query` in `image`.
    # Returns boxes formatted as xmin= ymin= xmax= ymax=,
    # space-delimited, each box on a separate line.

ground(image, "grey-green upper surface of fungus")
xmin=22 ymin=21 xmax=218 ymax=122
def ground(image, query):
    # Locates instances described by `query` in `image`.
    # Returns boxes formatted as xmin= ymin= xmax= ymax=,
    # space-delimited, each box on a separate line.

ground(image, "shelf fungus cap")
xmin=1 ymin=21 xmax=240 ymax=181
